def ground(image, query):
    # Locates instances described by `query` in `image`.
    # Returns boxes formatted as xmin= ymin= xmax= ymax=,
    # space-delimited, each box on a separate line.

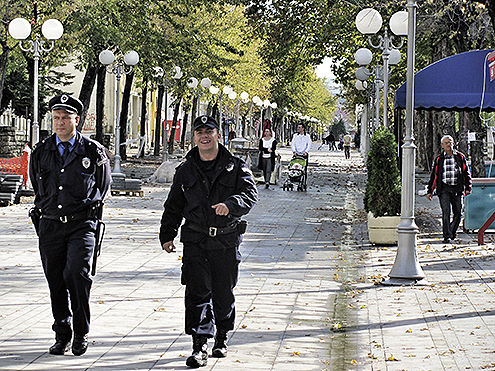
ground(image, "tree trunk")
xmin=0 ymin=45 xmax=10 ymax=109
xmin=138 ymin=81 xmax=148 ymax=158
xmin=457 ymin=112 xmax=469 ymax=156
xmin=77 ymin=64 xmax=97 ymax=131
xmin=119 ymin=71 xmax=134 ymax=161
xmin=154 ymin=84 xmax=164 ymax=156
xmin=96 ymin=66 xmax=106 ymax=146
xmin=168 ymin=99 xmax=182 ymax=154
xmin=181 ymin=100 xmax=190 ymax=150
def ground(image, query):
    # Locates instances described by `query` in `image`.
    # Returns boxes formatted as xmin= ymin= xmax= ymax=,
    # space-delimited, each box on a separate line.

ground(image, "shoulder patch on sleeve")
xmin=242 ymin=166 xmax=253 ymax=175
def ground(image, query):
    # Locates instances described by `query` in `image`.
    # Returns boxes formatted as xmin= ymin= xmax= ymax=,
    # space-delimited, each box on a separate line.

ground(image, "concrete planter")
xmin=367 ymin=213 xmax=400 ymax=245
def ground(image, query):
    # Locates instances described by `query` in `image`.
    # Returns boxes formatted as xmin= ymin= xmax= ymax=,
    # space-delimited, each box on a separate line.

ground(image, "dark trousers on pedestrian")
xmin=438 ymin=183 xmax=462 ymax=240
xmin=181 ymin=242 xmax=241 ymax=337
xmin=261 ymin=157 xmax=272 ymax=184
xmin=38 ymin=219 xmax=96 ymax=341
xmin=344 ymin=146 xmax=350 ymax=159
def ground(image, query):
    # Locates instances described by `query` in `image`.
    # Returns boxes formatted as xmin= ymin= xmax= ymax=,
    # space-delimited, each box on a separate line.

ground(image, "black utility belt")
xmin=185 ymin=220 xmax=247 ymax=237
xmin=41 ymin=209 xmax=93 ymax=223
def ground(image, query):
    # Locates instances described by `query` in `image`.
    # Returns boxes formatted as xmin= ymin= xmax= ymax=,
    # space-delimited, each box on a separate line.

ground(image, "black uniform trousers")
xmin=181 ymin=242 xmax=241 ymax=338
xmin=438 ymin=182 xmax=462 ymax=240
xmin=38 ymin=218 xmax=96 ymax=341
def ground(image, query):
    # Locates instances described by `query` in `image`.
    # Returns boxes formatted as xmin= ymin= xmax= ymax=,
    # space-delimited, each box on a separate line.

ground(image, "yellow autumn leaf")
xmin=386 ymin=354 xmax=400 ymax=361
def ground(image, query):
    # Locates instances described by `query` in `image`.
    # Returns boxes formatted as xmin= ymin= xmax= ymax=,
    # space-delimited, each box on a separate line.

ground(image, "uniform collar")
xmin=56 ymin=134 xmax=76 ymax=147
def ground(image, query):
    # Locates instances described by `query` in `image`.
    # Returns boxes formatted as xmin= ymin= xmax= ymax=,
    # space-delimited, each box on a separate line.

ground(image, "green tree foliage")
xmin=244 ymin=0 xmax=337 ymax=119
xmin=364 ymin=126 xmax=401 ymax=217
xmin=330 ymin=118 xmax=346 ymax=138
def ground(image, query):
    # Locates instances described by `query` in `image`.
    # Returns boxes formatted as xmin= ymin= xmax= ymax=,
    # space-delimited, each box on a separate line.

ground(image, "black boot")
xmin=186 ymin=335 xmax=208 ymax=368
xmin=72 ymin=334 xmax=88 ymax=356
xmin=49 ymin=339 xmax=71 ymax=355
xmin=211 ymin=328 xmax=228 ymax=358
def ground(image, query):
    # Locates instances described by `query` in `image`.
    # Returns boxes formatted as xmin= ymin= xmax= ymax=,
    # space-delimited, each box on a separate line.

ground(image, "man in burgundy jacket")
xmin=427 ymin=135 xmax=472 ymax=243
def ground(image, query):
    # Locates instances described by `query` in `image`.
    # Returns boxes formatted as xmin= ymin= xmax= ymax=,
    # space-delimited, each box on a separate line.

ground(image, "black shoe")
xmin=265 ymin=183 xmax=269 ymax=189
xmin=72 ymin=334 xmax=88 ymax=356
xmin=49 ymin=340 xmax=71 ymax=355
xmin=211 ymin=328 xmax=228 ymax=358
xmin=186 ymin=335 xmax=208 ymax=368
xmin=442 ymin=238 xmax=450 ymax=243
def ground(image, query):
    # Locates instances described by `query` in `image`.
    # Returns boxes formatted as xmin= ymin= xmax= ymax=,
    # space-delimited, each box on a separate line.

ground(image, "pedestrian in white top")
xmin=291 ymin=123 xmax=312 ymax=157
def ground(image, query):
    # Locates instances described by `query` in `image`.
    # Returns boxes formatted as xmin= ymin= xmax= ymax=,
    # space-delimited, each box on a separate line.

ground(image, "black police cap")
xmin=193 ymin=115 xmax=219 ymax=131
xmin=49 ymin=94 xmax=84 ymax=116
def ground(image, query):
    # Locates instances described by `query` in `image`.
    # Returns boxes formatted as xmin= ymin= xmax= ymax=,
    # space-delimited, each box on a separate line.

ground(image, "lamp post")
xmin=355 ymin=8 xmax=407 ymax=128
xmin=226 ymin=90 xmax=238 ymax=136
xmin=240 ymin=92 xmax=249 ymax=137
xmin=209 ymin=85 xmax=220 ymax=118
xmin=99 ymin=49 xmax=139 ymax=175
xmin=382 ymin=0 xmax=426 ymax=285
xmin=8 ymin=17 xmax=64 ymax=146
xmin=356 ymin=79 xmax=372 ymax=159
xmin=154 ymin=66 xmax=182 ymax=161
xmin=261 ymin=99 xmax=271 ymax=136
xmin=199 ymin=78 xmax=212 ymax=116
xmin=219 ymin=86 xmax=233 ymax=142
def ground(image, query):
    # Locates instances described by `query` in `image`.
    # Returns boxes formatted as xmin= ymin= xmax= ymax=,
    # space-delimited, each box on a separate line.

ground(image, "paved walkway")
xmin=1 ymin=145 xmax=495 ymax=370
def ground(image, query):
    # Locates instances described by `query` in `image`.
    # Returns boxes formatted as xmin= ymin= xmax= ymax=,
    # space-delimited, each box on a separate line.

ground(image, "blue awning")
xmin=394 ymin=50 xmax=495 ymax=111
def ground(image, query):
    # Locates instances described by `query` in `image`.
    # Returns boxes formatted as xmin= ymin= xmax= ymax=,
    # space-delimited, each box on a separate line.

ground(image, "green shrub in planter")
xmin=364 ymin=126 xmax=401 ymax=217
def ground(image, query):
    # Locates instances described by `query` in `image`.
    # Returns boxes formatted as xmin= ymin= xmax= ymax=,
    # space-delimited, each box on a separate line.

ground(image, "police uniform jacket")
xmin=29 ymin=132 xmax=111 ymax=216
xmin=159 ymin=144 xmax=258 ymax=250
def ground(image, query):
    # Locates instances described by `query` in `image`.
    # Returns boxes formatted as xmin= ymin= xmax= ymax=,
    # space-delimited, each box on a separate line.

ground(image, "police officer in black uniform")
xmin=159 ymin=115 xmax=258 ymax=368
xmin=29 ymin=94 xmax=111 ymax=356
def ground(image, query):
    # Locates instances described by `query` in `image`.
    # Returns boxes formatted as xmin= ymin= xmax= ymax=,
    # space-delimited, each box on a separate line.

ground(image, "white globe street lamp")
xmin=355 ymin=48 xmax=373 ymax=66
xmin=355 ymin=8 xmax=406 ymax=128
xmin=99 ymin=49 xmax=139 ymax=175
xmin=200 ymin=78 xmax=211 ymax=89
xmin=240 ymin=92 xmax=249 ymax=103
xmin=8 ymin=17 xmax=64 ymax=146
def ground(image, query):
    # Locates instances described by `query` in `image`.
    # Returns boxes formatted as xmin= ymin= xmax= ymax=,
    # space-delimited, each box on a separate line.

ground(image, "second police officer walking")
xmin=159 ymin=115 xmax=258 ymax=368
xmin=29 ymin=94 xmax=111 ymax=356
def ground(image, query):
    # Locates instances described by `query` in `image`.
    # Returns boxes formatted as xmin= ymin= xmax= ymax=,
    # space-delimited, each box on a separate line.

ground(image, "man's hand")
xmin=427 ymin=193 xmax=433 ymax=201
xmin=162 ymin=241 xmax=176 ymax=253
xmin=212 ymin=203 xmax=229 ymax=216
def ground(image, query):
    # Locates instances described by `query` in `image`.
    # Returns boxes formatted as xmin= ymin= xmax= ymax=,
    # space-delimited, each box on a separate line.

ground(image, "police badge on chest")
xmin=82 ymin=157 xmax=91 ymax=169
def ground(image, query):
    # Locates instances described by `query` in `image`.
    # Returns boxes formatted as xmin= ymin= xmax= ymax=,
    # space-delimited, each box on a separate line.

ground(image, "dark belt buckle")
xmin=59 ymin=215 xmax=68 ymax=223
xmin=209 ymin=227 xmax=217 ymax=237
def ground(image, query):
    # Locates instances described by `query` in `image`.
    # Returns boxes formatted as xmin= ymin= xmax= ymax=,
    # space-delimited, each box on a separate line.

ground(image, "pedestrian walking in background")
xmin=328 ymin=132 xmax=336 ymax=150
xmin=29 ymin=94 xmax=111 ymax=356
xmin=427 ymin=135 xmax=472 ymax=243
xmin=159 ymin=115 xmax=258 ymax=368
xmin=258 ymin=128 xmax=277 ymax=189
xmin=343 ymin=132 xmax=352 ymax=159
xmin=318 ymin=133 xmax=331 ymax=150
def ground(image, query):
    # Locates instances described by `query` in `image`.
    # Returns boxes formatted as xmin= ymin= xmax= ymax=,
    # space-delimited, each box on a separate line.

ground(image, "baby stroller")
xmin=283 ymin=156 xmax=308 ymax=192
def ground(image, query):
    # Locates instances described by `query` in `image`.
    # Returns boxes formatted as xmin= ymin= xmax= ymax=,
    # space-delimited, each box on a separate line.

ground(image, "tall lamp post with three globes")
xmin=99 ymin=49 xmax=139 ymax=175
xmin=355 ymin=8 xmax=408 ymax=128
xmin=8 ymin=17 xmax=64 ymax=146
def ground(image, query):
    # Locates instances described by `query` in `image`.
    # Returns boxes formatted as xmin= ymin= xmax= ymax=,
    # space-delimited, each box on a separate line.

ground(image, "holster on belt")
xmin=28 ymin=207 xmax=41 ymax=235
xmin=186 ymin=220 xmax=248 ymax=237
